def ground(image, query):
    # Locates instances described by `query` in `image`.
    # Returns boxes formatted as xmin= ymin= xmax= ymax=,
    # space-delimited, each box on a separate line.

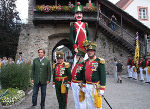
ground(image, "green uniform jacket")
xmin=142 ymin=57 xmax=146 ymax=68
xmin=31 ymin=57 xmax=51 ymax=84
xmin=53 ymin=62 xmax=72 ymax=84
xmin=77 ymin=57 xmax=106 ymax=88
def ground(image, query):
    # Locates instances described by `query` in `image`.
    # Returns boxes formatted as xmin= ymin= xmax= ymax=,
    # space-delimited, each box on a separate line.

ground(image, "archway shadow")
xmin=52 ymin=39 xmax=74 ymax=63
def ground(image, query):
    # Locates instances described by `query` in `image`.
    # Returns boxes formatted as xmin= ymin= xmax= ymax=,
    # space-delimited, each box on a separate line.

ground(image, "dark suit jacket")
xmin=31 ymin=57 xmax=51 ymax=84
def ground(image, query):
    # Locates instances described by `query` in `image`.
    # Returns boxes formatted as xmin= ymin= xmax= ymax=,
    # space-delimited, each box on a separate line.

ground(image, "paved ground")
xmin=5 ymin=75 xmax=150 ymax=109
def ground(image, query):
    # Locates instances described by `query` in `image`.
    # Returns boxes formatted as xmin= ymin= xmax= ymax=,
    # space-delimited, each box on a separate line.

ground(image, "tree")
xmin=0 ymin=0 xmax=21 ymax=58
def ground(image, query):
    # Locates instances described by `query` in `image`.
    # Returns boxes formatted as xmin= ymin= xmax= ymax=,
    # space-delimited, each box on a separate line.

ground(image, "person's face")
xmin=57 ymin=58 xmax=63 ymax=64
xmin=10 ymin=58 xmax=12 ymax=61
xmin=118 ymin=60 xmax=120 ymax=63
xmin=38 ymin=50 xmax=45 ymax=58
xmin=87 ymin=50 xmax=95 ymax=58
xmin=75 ymin=12 xmax=83 ymax=21
xmin=19 ymin=56 xmax=22 ymax=60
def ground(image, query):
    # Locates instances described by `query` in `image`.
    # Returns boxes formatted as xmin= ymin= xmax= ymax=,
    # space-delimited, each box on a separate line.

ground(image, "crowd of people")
xmin=0 ymin=56 xmax=24 ymax=71
xmin=113 ymin=54 xmax=150 ymax=84
xmin=126 ymin=54 xmax=150 ymax=83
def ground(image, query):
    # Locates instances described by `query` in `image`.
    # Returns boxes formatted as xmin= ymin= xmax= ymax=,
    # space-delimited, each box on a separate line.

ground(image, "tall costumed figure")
xmin=69 ymin=2 xmax=90 ymax=71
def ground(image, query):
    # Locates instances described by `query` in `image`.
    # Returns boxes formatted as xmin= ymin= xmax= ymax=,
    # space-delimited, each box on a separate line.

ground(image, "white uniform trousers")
xmin=144 ymin=67 xmax=150 ymax=82
xmin=131 ymin=66 xmax=137 ymax=79
xmin=72 ymin=82 xmax=86 ymax=109
xmin=86 ymin=83 xmax=102 ymax=109
xmin=139 ymin=67 xmax=144 ymax=80
xmin=127 ymin=65 xmax=132 ymax=78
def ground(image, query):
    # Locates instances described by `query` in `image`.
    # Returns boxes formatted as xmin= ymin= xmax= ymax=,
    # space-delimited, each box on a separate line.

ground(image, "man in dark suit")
xmin=31 ymin=49 xmax=51 ymax=109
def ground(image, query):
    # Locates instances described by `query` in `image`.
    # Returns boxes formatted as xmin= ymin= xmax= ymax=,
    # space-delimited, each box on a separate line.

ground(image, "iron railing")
xmin=98 ymin=12 xmax=145 ymax=54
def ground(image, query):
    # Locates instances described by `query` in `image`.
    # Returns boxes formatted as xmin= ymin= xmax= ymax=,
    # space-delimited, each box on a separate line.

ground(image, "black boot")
xmin=120 ymin=80 xmax=122 ymax=83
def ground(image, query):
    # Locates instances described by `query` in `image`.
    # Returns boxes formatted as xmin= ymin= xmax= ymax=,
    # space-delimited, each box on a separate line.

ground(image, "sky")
xmin=16 ymin=0 xmax=28 ymax=23
xmin=15 ymin=0 xmax=119 ymax=23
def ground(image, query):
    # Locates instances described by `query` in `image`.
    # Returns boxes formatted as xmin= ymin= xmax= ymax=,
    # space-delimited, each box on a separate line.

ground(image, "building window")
xmin=138 ymin=7 xmax=148 ymax=21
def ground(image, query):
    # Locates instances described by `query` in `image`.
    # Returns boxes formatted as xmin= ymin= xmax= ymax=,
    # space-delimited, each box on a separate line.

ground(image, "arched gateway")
xmin=48 ymin=33 xmax=73 ymax=63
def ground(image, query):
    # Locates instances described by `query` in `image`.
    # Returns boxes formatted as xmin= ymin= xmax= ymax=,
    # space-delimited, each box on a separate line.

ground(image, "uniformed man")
xmin=69 ymin=2 xmax=90 ymax=70
xmin=71 ymin=53 xmax=86 ymax=109
xmin=77 ymin=41 xmax=106 ymax=109
xmin=127 ymin=54 xmax=132 ymax=78
xmin=139 ymin=55 xmax=144 ymax=81
xmin=131 ymin=56 xmax=137 ymax=80
xmin=144 ymin=53 xmax=150 ymax=83
xmin=52 ymin=51 xmax=72 ymax=109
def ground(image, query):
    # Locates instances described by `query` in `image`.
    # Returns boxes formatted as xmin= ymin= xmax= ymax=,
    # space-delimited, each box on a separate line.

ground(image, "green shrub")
xmin=0 ymin=64 xmax=31 ymax=91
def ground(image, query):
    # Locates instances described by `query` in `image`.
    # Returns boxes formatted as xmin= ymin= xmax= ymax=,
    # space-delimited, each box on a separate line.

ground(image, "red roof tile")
xmin=116 ymin=0 xmax=133 ymax=10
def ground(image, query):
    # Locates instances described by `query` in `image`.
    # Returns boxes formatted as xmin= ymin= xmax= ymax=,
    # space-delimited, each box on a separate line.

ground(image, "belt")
xmin=55 ymin=76 xmax=68 ymax=81
xmin=86 ymin=81 xmax=100 ymax=84
xmin=72 ymin=79 xmax=81 ymax=83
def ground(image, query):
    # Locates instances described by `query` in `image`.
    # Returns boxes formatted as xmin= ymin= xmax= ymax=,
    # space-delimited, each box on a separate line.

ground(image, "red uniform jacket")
xmin=146 ymin=56 xmax=150 ymax=67
xmin=72 ymin=62 xmax=84 ymax=83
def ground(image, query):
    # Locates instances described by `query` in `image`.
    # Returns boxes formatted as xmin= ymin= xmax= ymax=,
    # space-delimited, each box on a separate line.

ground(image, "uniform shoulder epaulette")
xmin=53 ymin=63 xmax=56 ymax=69
xmin=98 ymin=58 xmax=105 ymax=64
xmin=64 ymin=62 xmax=70 ymax=68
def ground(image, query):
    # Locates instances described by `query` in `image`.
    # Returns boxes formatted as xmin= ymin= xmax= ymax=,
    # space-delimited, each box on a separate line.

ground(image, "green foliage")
xmin=0 ymin=0 xmax=21 ymax=58
xmin=0 ymin=64 xmax=31 ymax=91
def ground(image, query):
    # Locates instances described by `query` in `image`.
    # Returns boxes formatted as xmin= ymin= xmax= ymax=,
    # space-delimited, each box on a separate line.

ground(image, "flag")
xmin=134 ymin=32 xmax=139 ymax=67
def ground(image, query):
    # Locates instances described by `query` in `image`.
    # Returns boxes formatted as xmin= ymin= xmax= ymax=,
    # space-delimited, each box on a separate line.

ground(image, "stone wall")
xmin=16 ymin=23 xmax=69 ymax=63
xmin=95 ymin=30 xmax=128 ymax=74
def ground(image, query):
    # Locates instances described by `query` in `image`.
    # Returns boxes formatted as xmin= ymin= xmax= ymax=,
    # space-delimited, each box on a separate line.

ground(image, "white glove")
xmin=99 ymin=90 xmax=104 ymax=95
xmin=66 ymin=84 xmax=70 ymax=88
xmin=81 ymin=87 xmax=86 ymax=93
xmin=52 ymin=85 xmax=55 ymax=88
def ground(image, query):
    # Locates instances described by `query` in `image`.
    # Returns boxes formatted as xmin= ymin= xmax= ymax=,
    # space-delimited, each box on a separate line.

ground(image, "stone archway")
xmin=48 ymin=33 xmax=73 ymax=63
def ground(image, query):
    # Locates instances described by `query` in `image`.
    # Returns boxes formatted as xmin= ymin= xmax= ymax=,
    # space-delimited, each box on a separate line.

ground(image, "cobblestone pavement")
xmin=6 ymin=75 xmax=150 ymax=109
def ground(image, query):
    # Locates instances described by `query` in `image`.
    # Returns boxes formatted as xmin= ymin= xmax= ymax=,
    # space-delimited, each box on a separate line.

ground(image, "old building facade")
xmin=116 ymin=0 xmax=150 ymax=28
xmin=16 ymin=0 xmax=150 ymax=74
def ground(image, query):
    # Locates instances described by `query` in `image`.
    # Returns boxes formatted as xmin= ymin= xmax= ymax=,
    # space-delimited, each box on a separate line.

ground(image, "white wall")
xmin=125 ymin=0 xmax=150 ymax=28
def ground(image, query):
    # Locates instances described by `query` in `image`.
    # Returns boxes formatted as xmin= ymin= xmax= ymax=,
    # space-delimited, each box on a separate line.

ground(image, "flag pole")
xmin=134 ymin=32 xmax=140 ymax=79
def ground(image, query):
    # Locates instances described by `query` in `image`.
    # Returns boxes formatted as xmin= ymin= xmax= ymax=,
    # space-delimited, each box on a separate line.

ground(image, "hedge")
xmin=0 ymin=64 xmax=31 ymax=91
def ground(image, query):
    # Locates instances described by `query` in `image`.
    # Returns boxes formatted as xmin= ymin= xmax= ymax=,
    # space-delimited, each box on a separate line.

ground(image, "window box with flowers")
xmin=35 ymin=5 xmax=97 ymax=13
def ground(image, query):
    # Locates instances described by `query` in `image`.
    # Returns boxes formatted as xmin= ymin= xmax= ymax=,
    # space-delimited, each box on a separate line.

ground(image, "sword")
xmin=102 ymin=95 xmax=113 ymax=109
